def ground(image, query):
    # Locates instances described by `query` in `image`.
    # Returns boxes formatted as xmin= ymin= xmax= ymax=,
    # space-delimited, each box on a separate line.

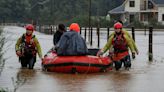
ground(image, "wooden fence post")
xmin=144 ymin=26 xmax=146 ymax=36
xmin=56 ymin=26 xmax=57 ymax=32
xmin=107 ymin=27 xmax=110 ymax=42
xmin=80 ymin=27 xmax=82 ymax=35
xmin=38 ymin=25 xmax=41 ymax=32
xmin=149 ymin=27 xmax=153 ymax=61
xmin=97 ymin=27 xmax=100 ymax=48
xmin=84 ymin=27 xmax=87 ymax=41
xmin=132 ymin=27 xmax=135 ymax=41
xmin=88 ymin=27 xmax=90 ymax=43
xmin=50 ymin=25 xmax=53 ymax=34
xmin=90 ymin=27 xmax=93 ymax=46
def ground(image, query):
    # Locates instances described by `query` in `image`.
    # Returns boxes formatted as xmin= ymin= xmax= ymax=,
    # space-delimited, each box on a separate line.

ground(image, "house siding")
xmin=125 ymin=0 xmax=140 ymax=12
xmin=158 ymin=7 xmax=164 ymax=24
xmin=108 ymin=0 xmax=164 ymax=25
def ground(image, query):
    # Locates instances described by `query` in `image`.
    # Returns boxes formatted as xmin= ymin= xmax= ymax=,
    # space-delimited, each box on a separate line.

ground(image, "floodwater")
xmin=0 ymin=26 xmax=164 ymax=92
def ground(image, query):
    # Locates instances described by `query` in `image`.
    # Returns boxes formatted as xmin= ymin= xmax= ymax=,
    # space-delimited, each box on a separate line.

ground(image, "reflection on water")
xmin=1 ymin=27 xmax=164 ymax=92
xmin=1 ymin=60 xmax=164 ymax=92
xmin=50 ymin=72 xmax=132 ymax=92
xmin=12 ymin=69 xmax=36 ymax=92
xmin=23 ymin=71 xmax=133 ymax=92
xmin=16 ymin=69 xmax=36 ymax=80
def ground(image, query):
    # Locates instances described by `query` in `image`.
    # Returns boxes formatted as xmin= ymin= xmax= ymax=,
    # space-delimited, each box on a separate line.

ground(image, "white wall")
xmin=158 ymin=7 xmax=164 ymax=24
xmin=125 ymin=0 xmax=140 ymax=12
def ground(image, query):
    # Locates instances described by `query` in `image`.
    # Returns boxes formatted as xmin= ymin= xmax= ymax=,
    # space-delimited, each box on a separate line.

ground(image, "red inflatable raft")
xmin=42 ymin=51 xmax=113 ymax=73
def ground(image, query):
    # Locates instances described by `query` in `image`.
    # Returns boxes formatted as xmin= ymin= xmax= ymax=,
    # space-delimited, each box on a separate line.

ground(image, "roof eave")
xmin=109 ymin=11 xmax=127 ymax=14
xmin=157 ymin=4 xmax=164 ymax=7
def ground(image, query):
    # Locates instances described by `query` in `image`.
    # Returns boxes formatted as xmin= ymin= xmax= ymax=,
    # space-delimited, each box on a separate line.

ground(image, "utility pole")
xmin=88 ymin=0 xmax=91 ymax=43
xmin=30 ymin=0 xmax=50 ymax=24
xmin=50 ymin=0 xmax=53 ymax=16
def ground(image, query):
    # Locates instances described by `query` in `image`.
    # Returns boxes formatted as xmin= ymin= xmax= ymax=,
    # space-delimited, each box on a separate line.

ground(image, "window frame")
xmin=129 ymin=1 xmax=135 ymax=7
xmin=162 ymin=14 xmax=164 ymax=21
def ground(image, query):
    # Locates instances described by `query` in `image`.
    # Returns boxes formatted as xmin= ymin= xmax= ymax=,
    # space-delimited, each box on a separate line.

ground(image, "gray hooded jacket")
xmin=56 ymin=31 xmax=88 ymax=56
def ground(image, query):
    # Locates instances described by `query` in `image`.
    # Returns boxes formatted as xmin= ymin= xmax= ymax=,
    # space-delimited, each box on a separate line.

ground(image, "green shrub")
xmin=67 ymin=16 xmax=113 ymax=28
xmin=130 ymin=19 xmax=145 ymax=28
xmin=66 ymin=15 xmax=89 ymax=27
xmin=0 ymin=27 xmax=5 ymax=60
xmin=0 ymin=88 xmax=8 ymax=92
xmin=0 ymin=27 xmax=5 ymax=75
xmin=149 ymin=18 xmax=164 ymax=28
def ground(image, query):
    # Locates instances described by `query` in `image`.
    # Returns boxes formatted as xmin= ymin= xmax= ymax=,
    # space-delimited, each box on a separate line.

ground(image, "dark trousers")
xmin=19 ymin=54 xmax=36 ymax=69
xmin=114 ymin=55 xmax=131 ymax=70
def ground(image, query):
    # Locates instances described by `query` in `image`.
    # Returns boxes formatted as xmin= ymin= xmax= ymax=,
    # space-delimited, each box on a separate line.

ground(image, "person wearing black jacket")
xmin=53 ymin=24 xmax=66 ymax=46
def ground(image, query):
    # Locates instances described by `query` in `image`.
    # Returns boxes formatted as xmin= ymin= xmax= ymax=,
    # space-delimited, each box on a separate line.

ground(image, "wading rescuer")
xmin=15 ymin=24 xmax=43 ymax=69
xmin=97 ymin=22 xmax=138 ymax=70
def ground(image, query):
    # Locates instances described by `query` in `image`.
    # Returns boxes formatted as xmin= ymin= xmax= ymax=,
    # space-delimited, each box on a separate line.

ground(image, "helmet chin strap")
xmin=115 ymin=30 xmax=122 ymax=35
xmin=26 ymin=33 xmax=32 ymax=36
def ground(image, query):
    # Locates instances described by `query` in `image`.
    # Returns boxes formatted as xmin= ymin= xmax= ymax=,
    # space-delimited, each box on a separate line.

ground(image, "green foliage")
xmin=97 ymin=18 xmax=113 ymax=28
xmin=155 ymin=22 xmax=164 ymax=29
xmin=0 ymin=28 xmax=4 ymax=55
xmin=0 ymin=29 xmax=5 ymax=56
xmin=0 ymin=27 xmax=7 ymax=92
xmin=66 ymin=16 xmax=113 ymax=27
xmin=149 ymin=18 xmax=158 ymax=26
xmin=0 ymin=27 xmax=5 ymax=75
xmin=66 ymin=15 xmax=89 ymax=27
xmin=130 ymin=18 xmax=145 ymax=28
xmin=148 ymin=18 xmax=164 ymax=28
xmin=0 ymin=88 xmax=8 ymax=92
xmin=0 ymin=0 xmax=123 ymax=26
xmin=90 ymin=16 xmax=112 ymax=27
xmin=0 ymin=0 xmax=30 ymax=22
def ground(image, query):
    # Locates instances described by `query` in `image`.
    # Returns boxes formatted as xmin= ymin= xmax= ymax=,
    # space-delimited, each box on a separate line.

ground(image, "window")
xmin=130 ymin=15 xmax=135 ymax=23
xmin=129 ymin=1 xmax=135 ymax=7
xmin=148 ymin=1 xmax=153 ymax=9
xmin=162 ymin=14 xmax=164 ymax=21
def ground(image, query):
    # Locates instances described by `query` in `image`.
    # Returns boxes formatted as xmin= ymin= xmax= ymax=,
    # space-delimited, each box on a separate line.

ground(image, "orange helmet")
xmin=25 ymin=24 xmax=34 ymax=31
xmin=69 ymin=23 xmax=80 ymax=32
xmin=114 ymin=22 xmax=123 ymax=29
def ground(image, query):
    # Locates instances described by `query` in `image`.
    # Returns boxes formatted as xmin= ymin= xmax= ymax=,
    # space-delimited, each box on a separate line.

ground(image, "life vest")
xmin=21 ymin=34 xmax=37 ymax=56
xmin=111 ymin=51 xmax=129 ymax=61
xmin=112 ymin=32 xmax=128 ymax=53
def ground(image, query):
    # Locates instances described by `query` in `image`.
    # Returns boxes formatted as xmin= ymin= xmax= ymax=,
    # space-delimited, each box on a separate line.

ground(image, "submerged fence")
xmin=35 ymin=25 xmax=162 ymax=61
xmin=1 ymin=23 xmax=164 ymax=61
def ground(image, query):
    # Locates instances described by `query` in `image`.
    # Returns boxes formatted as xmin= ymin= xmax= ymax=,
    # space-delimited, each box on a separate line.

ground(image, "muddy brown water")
xmin=1 ymin=26 xmax=164 ymax=92
xmin=1 ymin=59 xmax=164 ymax=92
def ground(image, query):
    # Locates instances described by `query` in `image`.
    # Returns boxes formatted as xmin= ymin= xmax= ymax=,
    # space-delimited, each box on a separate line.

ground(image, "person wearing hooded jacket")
xmin=56 ymin=23 xmax=88 ymax=56
xmin=53 ymin=24 xmax=66 ymax=46
xmin=97 ymin=22 xmax=137 ymax=70
xmin=15 ymin=24 xmax=43 ymax=69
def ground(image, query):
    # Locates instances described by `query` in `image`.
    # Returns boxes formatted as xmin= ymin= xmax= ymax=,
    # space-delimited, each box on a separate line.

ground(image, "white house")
xmin=108 ymin=0 xmax=164 ymax=25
